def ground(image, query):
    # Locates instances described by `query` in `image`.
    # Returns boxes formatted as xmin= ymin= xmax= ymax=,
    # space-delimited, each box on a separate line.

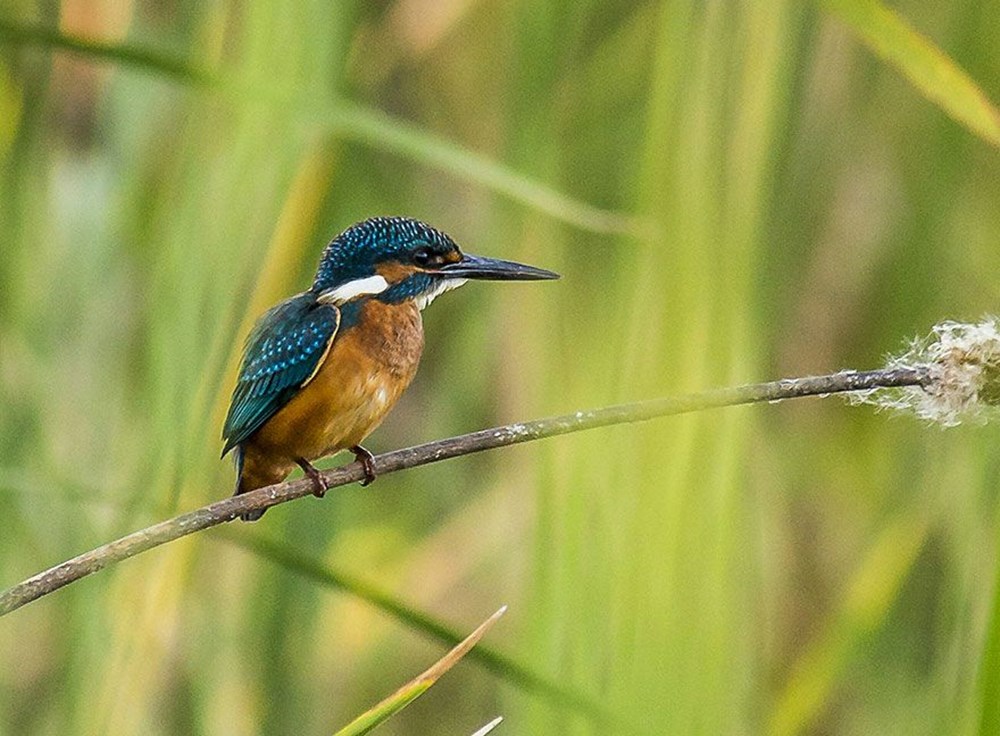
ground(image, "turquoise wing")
xmin=221 ymin=294 xmax=339 ymax=456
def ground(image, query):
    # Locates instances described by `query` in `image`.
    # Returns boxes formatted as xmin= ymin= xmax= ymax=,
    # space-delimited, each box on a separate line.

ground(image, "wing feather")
xmin=221 ymin=294 xmax=339 ymax=455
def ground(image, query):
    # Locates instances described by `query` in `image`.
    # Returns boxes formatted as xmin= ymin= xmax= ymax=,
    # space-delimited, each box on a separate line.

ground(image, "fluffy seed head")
xmin=854 ymin=318 xmax=1000 ymax=426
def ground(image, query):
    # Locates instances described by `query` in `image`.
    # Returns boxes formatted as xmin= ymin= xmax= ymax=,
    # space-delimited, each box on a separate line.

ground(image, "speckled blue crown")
xmin=311 ymin=217 xmax=458 ymax=293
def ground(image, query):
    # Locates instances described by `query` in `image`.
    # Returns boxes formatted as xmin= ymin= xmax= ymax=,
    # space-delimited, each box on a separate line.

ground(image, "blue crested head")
xmin=311 ymin=217 xmax=459 ymax=294
xmin=308 ymin=216 xmax=560 ymax=310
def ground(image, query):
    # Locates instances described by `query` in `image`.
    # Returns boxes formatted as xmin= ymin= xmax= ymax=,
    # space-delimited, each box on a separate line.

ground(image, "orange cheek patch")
xmin=376 ymin=261 xmax=417 ymax=283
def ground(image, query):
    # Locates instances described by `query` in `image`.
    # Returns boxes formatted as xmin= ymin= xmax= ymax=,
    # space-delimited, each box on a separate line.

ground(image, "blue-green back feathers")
xmin=221 ymin=294 xmax=339 ymax=456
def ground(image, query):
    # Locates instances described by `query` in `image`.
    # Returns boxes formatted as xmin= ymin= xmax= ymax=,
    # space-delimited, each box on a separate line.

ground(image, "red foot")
xmin=350 ymin=445 xmax=377 ymax=486
xmin=296 ymin=458 xmax=329 ymax=498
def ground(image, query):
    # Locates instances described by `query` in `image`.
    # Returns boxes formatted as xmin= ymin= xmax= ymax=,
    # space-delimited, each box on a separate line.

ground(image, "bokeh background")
xmin=2 ymin=1 xmax=999 ymax=734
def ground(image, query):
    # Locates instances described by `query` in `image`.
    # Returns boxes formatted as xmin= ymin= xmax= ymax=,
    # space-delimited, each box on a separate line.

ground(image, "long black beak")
xmin=437 ymin=253 xmax=560 ymax=281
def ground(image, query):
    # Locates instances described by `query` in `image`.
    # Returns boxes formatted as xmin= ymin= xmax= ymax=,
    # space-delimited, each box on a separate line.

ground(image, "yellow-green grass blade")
xmin=820 ymin=0 xmax=1000 ymax=147
xmin=332 ymin=606 xmax=506 ymax=736
xmin=220 ymin=531 xmax=613 ymax=723
xmin=977 ymin=521 xmax=1000 ymax=734
xmin=330 ymin=101 xmax=641 ymax=236
xmin=0 ymin=18 xmax=211 ymax=84
xmin=0 ymin=20 xmax=636 ymax=235
xmin=768 ymin=513 xmax=929 ymax=736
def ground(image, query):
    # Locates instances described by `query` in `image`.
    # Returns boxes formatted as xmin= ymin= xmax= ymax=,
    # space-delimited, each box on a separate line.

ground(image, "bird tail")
xmin=232 ymin=447 xmax=267 ymax=522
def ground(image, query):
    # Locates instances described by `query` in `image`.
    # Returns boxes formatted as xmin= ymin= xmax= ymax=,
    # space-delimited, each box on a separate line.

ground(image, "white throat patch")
xmin=318 ymin=275 xmax=389 ymax=305
xmin=414 ymin=278 xmax=468 ymax=310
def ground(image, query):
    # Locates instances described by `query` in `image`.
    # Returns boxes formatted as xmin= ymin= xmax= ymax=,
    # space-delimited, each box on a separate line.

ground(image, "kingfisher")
xmin=221 ymin=216 xmax=558 ymax=521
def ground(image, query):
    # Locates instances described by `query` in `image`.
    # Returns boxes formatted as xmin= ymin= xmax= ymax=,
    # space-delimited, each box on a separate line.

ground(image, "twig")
xmin=0 ymin=366 xmax=929 ymax=617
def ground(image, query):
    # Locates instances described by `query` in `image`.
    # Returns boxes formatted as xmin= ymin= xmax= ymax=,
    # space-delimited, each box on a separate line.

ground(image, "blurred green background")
xmin=1 ymin=1 xmax=999 ymax=734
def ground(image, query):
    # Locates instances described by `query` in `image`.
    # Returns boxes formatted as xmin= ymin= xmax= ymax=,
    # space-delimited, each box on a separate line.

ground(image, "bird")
xmin=221 ymin=216 xmax=559 ymax=521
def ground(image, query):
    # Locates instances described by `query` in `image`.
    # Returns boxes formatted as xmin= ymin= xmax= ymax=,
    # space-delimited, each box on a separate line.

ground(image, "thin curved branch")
xmin=0 ymin=366 xmax=929 ymax=617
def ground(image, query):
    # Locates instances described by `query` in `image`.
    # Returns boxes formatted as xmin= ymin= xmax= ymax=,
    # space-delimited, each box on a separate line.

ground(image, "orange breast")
xmin=248 ymin=299 xmax=424 ymax=463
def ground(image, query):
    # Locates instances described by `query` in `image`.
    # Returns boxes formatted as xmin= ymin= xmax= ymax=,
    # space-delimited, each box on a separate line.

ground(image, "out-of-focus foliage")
xmin=822 ymin=0 xmax=1000 ymax=148
xmin=0 ymin=1 xmax=998 ymax=734
xmin=333 ymin=606 xmax=505 ymax=736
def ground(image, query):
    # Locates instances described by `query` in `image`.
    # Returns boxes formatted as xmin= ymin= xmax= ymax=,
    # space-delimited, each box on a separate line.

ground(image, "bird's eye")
xmin=412 ymin=247 xmax=434 ymax=267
